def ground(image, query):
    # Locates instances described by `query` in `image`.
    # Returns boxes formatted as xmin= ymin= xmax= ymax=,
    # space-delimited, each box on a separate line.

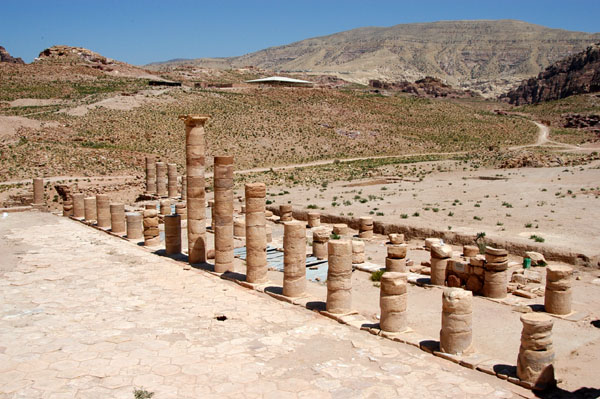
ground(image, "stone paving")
xmin=0 ymin=212 xmax=532 ymax=398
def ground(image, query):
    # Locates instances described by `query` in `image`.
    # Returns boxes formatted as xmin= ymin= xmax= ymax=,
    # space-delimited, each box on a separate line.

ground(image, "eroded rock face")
xmin=0 ymin=46 xmax=24 ymax=64
xmin=369 ymin=76 xmax=479 ymax=99
xmin=36 ymin=45 xmax=114 ymax=65
xmin=501 ymin=42 xmax=600 ymax=105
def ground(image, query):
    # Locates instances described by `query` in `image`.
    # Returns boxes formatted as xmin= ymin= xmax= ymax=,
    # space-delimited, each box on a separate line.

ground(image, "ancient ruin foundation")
xmin=351 ymin=240 xmax=365 ymax=264
xmin=430 ymin=243 xmax=452 ymax=285
xmin=245 ymin=183 xmax=267 ymax=283
xmin=143 ymin=209 xmax=160 ymax=246
xmin=483 ymin=246 xmax=508 ymax=298
xmin=517 ymin=313 xmax=556 ymax=389
xmin=72 ymin=193 xmax=85 ymax=219
xmin=358 ymin=216 xmax=373 ymax=239
xmin=156 ymin=161 xmax=168 ymax=197
xmin=440 ymin=288 xmax=473 ymax=354
xmin=83 ymin=197 xmax=97 ymax=223
xmin=326 ymin=239 xmax=352 ymax=314
xmin=386 ymin=243 xmax=408 ymax=272
xmin=213 ymin=156 xmax=234 ymax=273
xmin=126 ymin=212 xmax=143 ymax=240
xmin=279 ymin=204 xmax=293 ymax=222
xmin=379 ymin=272 xmax=408 ymax=332
xmin=312 ymin=228 xmax=329 ymax=260
xmin=109 ymin=203 xmax=126 ymax=234
xmin=181 ymin=114 xmax=209 ymax=265
xmin=544 ymin=265 xmax=573 ymax=315
xmin=145 ymin=156 xmax=157 ymax=194
xmin=283 ymin=221 xmax=306 ymax=297
xmin=167 ymin=163 xmax=178 ymax=198
xmin=96 ymin=194 xmax=111 ymax=229
xmin=164 ymin=214 xmax=182 ymax=255
xmin=307 ymin=211 xmax=320 ymax=228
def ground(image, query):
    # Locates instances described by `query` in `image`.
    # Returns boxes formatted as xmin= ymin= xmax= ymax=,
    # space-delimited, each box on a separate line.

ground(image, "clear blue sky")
xmin=2 ymin=0 xmax=599 ymax=65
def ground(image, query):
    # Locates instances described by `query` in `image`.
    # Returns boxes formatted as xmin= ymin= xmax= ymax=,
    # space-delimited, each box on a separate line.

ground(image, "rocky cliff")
xmin=501 ymin=43 xmax=600 ymax=105
xmin=0 ymin=46 xmax=24 ymax=64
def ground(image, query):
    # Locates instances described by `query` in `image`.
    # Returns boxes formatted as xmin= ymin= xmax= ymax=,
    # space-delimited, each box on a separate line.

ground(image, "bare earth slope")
xmin=148 ymin=20 xmax=600 ymax=96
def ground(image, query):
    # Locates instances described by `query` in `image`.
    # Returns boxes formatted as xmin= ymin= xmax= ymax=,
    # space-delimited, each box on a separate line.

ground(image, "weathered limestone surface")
xmin=72 ymin=193 xmax=85 ymax=219
xmin=380 ymin=272 xmax=408 ymax=332
xmin=214 ymin=156 xmax=234 ymax=273
xmin=245 ymin=183 xmax=267 ymax=284
xmin=96 ymin=194 xmax=111 ymax=229
xmin=126 ymin=212 xmax=143 ymax=240
xmin=83 ymin=196 xmax=97 ymax=222
xmin=156 ymin=162 xmax=168 ymax=197
xmin=145 ymin=156 xmax=157 ymax=194
xmin=327 ymin=239 xmax=352 ymax=314
xmin=165 ymin=214 xmax=182 ymax=255
xmin=182 ymin=114 xmax=208 ymax=265
xmin=517 ymin=313 xmax=556 ymax=389
xmin=109 ymin=203 xmax=126 ymax=234
xmin=440 ymin=288 xmax=473 ymax=355
xmin=544 ymin=265 xmax=573 ymax=315
xmin=283 ymin=221 xmax=306 ymax=297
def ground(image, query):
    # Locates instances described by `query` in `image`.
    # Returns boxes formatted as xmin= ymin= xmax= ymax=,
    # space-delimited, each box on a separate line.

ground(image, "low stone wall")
xmin=266 ymin=205 xmax=598 ymax=268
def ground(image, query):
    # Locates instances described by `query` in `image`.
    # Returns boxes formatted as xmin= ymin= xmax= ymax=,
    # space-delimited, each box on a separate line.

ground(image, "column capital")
xmin=179 ymin=114 xmax=210 ymax=127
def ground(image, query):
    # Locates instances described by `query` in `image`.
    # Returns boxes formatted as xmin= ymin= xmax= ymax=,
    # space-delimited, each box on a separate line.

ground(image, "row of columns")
xmin=145 ymin=156 xmax=181 ymax=199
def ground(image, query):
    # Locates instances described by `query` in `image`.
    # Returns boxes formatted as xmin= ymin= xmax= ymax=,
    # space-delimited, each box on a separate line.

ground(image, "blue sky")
xmin=2 ymin=0 xmax=599 ymax=65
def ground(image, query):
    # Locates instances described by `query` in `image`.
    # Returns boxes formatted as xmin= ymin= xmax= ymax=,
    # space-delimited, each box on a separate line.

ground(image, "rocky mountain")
xmin=500 ymin=43 xmax=600 ymax=105
xmin=0 ymin=46 xmax=24 ymax=64
xmin=369 ymin=76 xmax=479 ymax=98
xmin=147 ymin=20 xmax=600 ymax=97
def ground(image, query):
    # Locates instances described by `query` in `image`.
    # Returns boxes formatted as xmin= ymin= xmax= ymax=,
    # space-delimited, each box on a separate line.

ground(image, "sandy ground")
xmin=61 ymin=89 xmax=174 ymax=116
xmin=0 ymin=116 xmax=59 ymax=141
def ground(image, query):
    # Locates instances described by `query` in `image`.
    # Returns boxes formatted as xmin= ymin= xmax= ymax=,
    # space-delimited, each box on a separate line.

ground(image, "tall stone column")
xmin=245 ymin=183 xmax=267 ymax=283
xmin=110 ymin=203 xmax=126 ymax=234
xmin=440 ymin=288 xmax=473 ymax=354
xmin=126 ymin=212 xmax=143 ymax=240
xmin=181 ymin=114 xmax=209 ymax=265
xmin=544 ymin=265 xmax=573 ymax=315
xmin=351 ymin=240 xmax=365 ymax=264
xmin=72 ymin=193 xmax=85 ymax=219
xmin=214 ymin=156 xmax=234 ymax=273
xmin=283 ymin=221 xmax=306 ymax=297
xmin=326 ymin=240 xmax=352 ymax=314
xmin=156 ymin=162 xmax=167 ymax=197
xmin=143 ymin=209 xmax=160 ymax=246
xmin=167 ymin=163 xmax=178 ymax=198
xmin=380 ymin=272 xmax=408 ymax=332
xmin=96 ymin=194 xmax=111 ymax=228
xmin=165 ymin=214 xmax=182 ymax=255
xmin=312 ymin=228 xmax=329 ymax=260
xmin=359 ymin=216 xmax=373 ymax=239
xmin=84 ymin=197 xmax=97 ymax=222
xmin=517 ymin=313 xmax=555 ymax=389
xmin=430 ymin=243 xmax=452 ymax=285
xmin=145 ymin=156 xmax=157 ymax=194
xmin=32 ymin=177 xmax=44 ymax=205
xmin=483 ymin=246 xmax=508 ymax=298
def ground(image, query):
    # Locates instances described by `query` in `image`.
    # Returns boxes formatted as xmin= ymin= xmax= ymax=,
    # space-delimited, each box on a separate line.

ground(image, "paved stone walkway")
xmin=0 ymin=213 xmax=532 ymax=398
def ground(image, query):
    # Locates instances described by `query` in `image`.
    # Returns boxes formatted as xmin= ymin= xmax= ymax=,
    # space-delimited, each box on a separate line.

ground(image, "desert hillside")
xmin=148 ymin=20 xmax=600 ymax=97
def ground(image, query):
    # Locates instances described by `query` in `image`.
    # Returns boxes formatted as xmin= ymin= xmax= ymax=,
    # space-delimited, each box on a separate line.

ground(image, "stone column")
xmin=279 ymin=204 xmax=293 ymax=222
xmin=245 ymin=183 xmax=267 ymax=283
xmin=326 ymin=240 xmax=352 ymax=314
xmin=214 ymin=156 xmax=234 ymax=273
xmin=96 ymin=194 xmax=111 ymax=228
xmin=386 ymin=244 xmax=408 ymax=272
xmin=144 ymin=202 xmax=157 ymax=210
xmin=440 ymin=288 xmax=473 ymax=354
xmin=143 ymin=209 xmax=160 ymax=246
xmin=167 ymin=163 xmax=178 ymax=198
xmin=463 ymin=245 xmax=479 ymax=257
xmin=307 ymin=212 xmax=320 ymax=228
xmin=110 ymin=203 xmax=126 ymax=234
xmin=544 ymin=265 xmax=573 ymax=315
xmin=156 ymin=162 xmax=167 ymax=197
xmin=312 ymin=228 xmax=329 ymax=259
xmin=283 ymin=221 xmax=306 ymax=297
xmin=517 ymin=313 xmax=555 ymax=389
xmin=359 ymin=216 xmax=373 ymax=239
xmin=84 ymin=197 xmax=97 ymax=222
xmin=61 ymin=187 xmax=73 ymax=217
xmin=266 ymin=225 xmax=273 ymax=243
xmin=208 ymin=200 xmax=215 ymax=230
xmin=175 ymin=202 xmax=187 ymax=220
xmin=352 ymin=240 xmax=365 ymax=264
xmin=234 ymin=218 xmax=245 ymax=237
xmin=165 ymin=214 xmax=182 ymax=255
xmin=72 ymin=193 xmax=85 ymax=219
xmin=483 ymin=246 xmax=508 ymax=298
xmin=380 ymin=272 xmax=408 ymax=332
xmin=388 ymin=233 xmax=404 ymax=244
xmin=33 ymin=177 xmax=44 ymax=205
xmin=145 ymin=156 xmax=157 ymax=194
xmin=126 ymin=212 xmax=143 ymax=240
xmin=332 ymin=224 xmax=347 ymax=236
xmin=159 ymin=199 xmax=171 ymax=216
xmin=181 ymin=176 xmax=187 ymax=200
xmin=181 ymin=114 xmax=209 ymax=265
xmin=430 ymin=243 xmax=452 ymax=286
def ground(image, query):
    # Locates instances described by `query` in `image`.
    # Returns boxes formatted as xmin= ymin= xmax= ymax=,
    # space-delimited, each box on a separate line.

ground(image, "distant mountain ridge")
xmin=147 ymin=20 xmax=600 ymax=97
